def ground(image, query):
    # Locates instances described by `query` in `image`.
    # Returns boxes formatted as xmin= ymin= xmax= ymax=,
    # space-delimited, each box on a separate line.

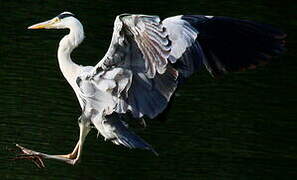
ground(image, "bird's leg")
xmin=61 ymin=118 xmax=92 ymax=165
xmin=15 ymin=118 xmax=92 ymax=166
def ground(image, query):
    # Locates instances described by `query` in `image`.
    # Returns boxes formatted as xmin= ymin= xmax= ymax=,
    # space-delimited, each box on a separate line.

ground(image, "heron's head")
xmin=28 ymin=12 xmax=80 ymax=30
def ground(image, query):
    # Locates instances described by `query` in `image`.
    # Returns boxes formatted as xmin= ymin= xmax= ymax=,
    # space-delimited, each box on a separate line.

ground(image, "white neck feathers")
xmin=57 ymin=18 xmax=84 ymax=88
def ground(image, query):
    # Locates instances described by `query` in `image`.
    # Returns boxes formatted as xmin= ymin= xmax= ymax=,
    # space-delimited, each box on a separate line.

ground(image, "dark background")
xmin=0 ymin=0 xmax=296 ymax=179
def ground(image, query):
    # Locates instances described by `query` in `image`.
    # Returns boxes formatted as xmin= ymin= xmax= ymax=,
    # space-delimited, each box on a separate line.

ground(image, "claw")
xmin=13 ymin=118 xmax=91 ymax=167
xmin=14 ymin=144 xmax=46 ymax=168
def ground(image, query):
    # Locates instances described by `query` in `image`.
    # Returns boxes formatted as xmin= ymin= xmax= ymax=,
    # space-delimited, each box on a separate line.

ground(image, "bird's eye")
xmin=53 ymin=17 xmax=60 ymax=23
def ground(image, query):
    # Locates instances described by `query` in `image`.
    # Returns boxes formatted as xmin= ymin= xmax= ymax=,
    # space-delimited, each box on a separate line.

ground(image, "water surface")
xmin=0 ymin=0 xmax=296 ymax=179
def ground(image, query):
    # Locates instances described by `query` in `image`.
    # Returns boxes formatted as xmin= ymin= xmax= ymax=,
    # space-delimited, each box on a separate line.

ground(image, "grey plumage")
xmin=74 ymin=14 xmax=286 ymax=153
xmin=22 ymin=13 xmax=285 ymax=164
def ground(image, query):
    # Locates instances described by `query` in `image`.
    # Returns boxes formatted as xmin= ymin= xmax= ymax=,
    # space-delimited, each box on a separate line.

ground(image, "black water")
xmin=1 ymin=0 xmax=296 ymax=179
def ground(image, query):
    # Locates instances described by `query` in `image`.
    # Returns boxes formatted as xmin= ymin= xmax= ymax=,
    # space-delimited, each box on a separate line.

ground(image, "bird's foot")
xmin=14 ymin=144 xmax=81 ymax=167
xmin=14 ymin=144 xmax=46 ymax=168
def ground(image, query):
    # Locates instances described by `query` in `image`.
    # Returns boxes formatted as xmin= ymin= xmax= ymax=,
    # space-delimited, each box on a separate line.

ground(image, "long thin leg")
xmin=64 ymin=119 xmax=91 ymax=165
xmin=16 ymin=119 xmax=91 ymax=166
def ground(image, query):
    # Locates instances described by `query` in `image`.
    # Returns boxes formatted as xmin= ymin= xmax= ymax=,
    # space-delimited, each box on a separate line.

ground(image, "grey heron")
xmin=16 ymin=12 xmax=286 ymax=167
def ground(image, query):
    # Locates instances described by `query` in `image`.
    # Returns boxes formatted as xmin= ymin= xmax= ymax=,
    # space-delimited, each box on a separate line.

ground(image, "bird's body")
xmin=16 ymin=12 xmax=286 ymax=166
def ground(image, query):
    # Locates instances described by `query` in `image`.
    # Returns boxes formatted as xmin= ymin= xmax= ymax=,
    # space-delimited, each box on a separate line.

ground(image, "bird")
xmin=16 ymin=12 xmax=286 ymax=166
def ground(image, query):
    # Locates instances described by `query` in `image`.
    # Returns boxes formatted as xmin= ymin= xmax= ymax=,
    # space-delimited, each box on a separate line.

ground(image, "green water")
xmin=0 ymin=0 xmax=296 ymax=179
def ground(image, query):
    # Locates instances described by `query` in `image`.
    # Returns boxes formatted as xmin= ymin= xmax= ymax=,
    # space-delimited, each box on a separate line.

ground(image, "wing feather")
xmin=84 ymin=14 xmax=287 ymax=121
xmin=95 ymin=14 xmax=171 ymax=78
xmin=85 ymin=14 xmax=194 ymax=120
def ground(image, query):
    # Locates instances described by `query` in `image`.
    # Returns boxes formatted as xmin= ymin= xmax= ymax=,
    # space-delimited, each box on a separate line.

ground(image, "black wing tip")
xmin=182 ymin=15 xmax=287 ymax=77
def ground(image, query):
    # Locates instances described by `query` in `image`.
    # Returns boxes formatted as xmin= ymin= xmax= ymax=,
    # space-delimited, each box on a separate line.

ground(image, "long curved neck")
xmin=58 ymin=22 xmax=84 ymax=88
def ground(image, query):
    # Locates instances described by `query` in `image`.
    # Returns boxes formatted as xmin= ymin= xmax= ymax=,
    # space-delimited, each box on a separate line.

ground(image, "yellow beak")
xmin=28 ymin=18 xmax=58 ymax=29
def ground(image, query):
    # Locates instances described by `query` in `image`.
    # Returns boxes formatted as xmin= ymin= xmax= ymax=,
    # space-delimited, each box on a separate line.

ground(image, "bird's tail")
xmin=96 ymin=113 xmax=158 ymax=156
xmin=182 ymin=15 xmax=287 ymax=77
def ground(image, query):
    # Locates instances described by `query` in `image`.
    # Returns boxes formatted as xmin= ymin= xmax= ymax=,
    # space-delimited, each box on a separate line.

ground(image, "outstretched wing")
xmin=88 ymin=14 xmax=286 ymax=119
xmin=76 ymin=14 xmax=285 ymax=152
xmin=90 ymin=14 xmax=181 ymax=119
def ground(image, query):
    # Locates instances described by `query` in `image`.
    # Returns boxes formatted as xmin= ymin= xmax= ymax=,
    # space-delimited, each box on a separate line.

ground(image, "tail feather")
xmin=104 ymin=113 xmax=158 ymax=156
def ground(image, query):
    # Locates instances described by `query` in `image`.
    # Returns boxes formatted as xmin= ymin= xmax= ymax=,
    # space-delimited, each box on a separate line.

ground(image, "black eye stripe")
xmin=58 ymin=13 xmax=75 ymax=19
